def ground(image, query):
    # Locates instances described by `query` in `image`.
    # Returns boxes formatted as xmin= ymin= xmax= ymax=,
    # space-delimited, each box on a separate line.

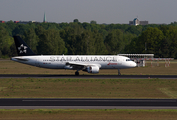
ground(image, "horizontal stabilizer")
xmin=14 ymin=58 xmax=28 ymax=61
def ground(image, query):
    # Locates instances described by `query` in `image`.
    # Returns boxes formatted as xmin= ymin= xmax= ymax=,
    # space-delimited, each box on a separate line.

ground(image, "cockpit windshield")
xmin=126 ymin=59 xmax=132 ymax=61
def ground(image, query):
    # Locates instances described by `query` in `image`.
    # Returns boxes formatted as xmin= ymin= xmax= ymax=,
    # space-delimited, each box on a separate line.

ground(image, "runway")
xmin=2 ymin=106 xmax=177 ymax=109
xmin=0 ymin=74 xmax=177 ymax=79
xmin=0 ymin=98 xmax=177 ymax=109
xmin=0 ymin=75 xmax=177 ymax=109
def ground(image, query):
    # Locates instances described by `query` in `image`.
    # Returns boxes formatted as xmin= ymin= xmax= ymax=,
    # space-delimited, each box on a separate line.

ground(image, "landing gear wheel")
xmin=75 ymin=71 xmax=79 ymax=76
xmin=118 ymin=69 xmax=121 ymax=76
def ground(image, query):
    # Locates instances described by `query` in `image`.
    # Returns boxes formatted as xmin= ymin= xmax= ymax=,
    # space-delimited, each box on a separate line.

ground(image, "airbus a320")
xmin=11 ymin=36 xmax=137 ymax=75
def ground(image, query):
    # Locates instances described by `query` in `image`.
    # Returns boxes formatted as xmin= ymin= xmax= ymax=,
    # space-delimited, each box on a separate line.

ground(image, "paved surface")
xmin=0 ymin=75 xmax=177 ymax=109
xmin=0 ymin=98 xmax=177 ymax=109
xmin=1 ymin=106 xmax=177 ymax=109
xmin=0 ymin=74 xmax=177 ymax=79
xmin=1 ymin=98 xmax=176 ymax=106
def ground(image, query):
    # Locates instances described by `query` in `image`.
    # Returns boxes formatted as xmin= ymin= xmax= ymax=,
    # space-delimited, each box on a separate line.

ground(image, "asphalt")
xmin=0 ymin=75 xmax=177 ymax=109
xmin=1 ymin=98 xmax=177 ymax=106
xmin=0 ymin=74 xmax=177 ymax=79
xmin=2 ymin=106 xmax=177 ymax=109
xmin=0 ymin=98 xmax=177 ymax=109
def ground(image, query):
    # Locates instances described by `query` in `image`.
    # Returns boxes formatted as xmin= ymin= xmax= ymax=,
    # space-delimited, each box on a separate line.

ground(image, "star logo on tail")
xmin=18 ymin=44 xmax=27 ymax=53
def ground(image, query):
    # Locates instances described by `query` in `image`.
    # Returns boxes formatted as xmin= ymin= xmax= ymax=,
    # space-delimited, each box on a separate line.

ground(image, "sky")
xmin=0 ymin=0 xmax=177 ymax=24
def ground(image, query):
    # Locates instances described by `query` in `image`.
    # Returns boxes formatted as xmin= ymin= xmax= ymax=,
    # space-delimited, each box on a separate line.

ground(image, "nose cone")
xmin=130 ymin=61 xmax=137 ymax=68
xmin=132 ymin=62 xmax=137 ymax=67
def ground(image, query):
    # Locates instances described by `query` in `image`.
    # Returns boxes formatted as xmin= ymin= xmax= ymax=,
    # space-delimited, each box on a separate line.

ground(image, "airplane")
xmin=11 ymin=36 xmax=137 ymax=75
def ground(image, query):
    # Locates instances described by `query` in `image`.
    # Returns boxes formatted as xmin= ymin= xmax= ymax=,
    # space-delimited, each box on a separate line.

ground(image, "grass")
xmin=0 ymin=60 xmax=177 ymax=119
xmin=0 ymin=60 xmax=177 ymax=75
xmin=0 ymin=109 xmax=177 ymax=120
xmin=0 ymin=78 xmax=177 ymax=98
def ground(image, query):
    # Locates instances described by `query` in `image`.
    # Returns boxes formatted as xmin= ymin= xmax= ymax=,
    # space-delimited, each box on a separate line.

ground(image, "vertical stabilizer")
xmin=13 ymin=36 xmax=36 ymax=56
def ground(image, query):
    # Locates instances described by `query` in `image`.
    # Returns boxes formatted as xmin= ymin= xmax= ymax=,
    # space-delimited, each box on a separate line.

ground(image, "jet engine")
xmin=86 ymin=66 xmax=99 ymax=73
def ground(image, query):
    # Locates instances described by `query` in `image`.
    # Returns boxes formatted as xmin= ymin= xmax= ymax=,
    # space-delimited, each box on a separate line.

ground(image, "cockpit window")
xmin=126 ymin=59 xmax=131 ymax=61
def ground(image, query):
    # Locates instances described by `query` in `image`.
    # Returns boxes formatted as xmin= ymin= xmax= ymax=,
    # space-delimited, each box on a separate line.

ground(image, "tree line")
xmin=0 ymin=20 xmax=177 ymax=58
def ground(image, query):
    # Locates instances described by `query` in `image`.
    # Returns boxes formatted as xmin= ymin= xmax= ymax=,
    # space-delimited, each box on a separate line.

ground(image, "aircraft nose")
xmin=133 ymin=62 xmax=137 ymax=67
xmin=131 ymin=61 xmax=137 ymax=67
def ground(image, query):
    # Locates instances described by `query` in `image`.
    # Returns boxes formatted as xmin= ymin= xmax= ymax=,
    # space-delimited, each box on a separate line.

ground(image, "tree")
xmin=90 ymin=20 xmax=97 ymax=24
xmin=10 ymin=42 xmax=17 ymax=57
xmin=23 ymin=28 xmax=39 ymax=53
xmin=93 ymin=30 xmax=107 ymax=55
xmin=159 ymin=38 xmax=171 ymax=58
xmin=37 ymin=29 xmax=67 ymax=55
xmin=0 ymin=26 xmax=13 ymax=57
xmin=12 ymin=24 xmax=29 ymax=36
xmin=75 ymin=30 xmax=95 ymax=55
xmin=73 ymin=19 xmax=79 ymax=23
xmin=122 ymin=33 xmax=137 ymax=53
xmin=60 ymin=27 xmax=77 ymax=55
xmin=137 ymin=27 xmax=164 ymax=56
xmin=104 ymin=29 xmax=123 ymax=54
xmin=35 ymin=26 xmax=45 ymax=37
xmin=6 ymin=21 xmax=16 ymax=36
xmin=167 ymin=27 xmax=177 ymax=58
xmin=125 ymin=25 xmax=142 ymax=36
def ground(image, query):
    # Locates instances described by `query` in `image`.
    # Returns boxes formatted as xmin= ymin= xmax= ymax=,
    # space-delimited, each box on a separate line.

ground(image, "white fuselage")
xmin=11 ymin=55 xmax=137 ymax=70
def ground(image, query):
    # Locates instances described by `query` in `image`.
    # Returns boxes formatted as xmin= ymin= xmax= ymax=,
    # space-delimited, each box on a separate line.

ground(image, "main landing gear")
xmin=118 ymin=69 xmax=121 ymax=76
xmin=75 ymin=71 xmax=79 ymax=76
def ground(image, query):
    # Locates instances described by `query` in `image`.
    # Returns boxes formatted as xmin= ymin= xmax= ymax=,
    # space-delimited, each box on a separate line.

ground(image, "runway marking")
xmin=22 ymin=99 xmax=176 ymax=102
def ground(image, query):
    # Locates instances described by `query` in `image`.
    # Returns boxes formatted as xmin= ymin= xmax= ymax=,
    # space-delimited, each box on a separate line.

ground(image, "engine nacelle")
xmin=64 ymin=65 xmax=73 ymax=70
xmin=87 ymin=66 xmax=99 ymax=73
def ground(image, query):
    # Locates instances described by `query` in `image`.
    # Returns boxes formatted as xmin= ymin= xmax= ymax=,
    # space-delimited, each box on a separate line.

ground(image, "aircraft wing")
xmin=65 ymin=62 xmax=101 ymax=70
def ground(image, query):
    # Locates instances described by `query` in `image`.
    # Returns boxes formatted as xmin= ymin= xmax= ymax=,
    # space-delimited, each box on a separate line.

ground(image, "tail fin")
xmin=13 ymin=36 xmax=36 ymax=56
